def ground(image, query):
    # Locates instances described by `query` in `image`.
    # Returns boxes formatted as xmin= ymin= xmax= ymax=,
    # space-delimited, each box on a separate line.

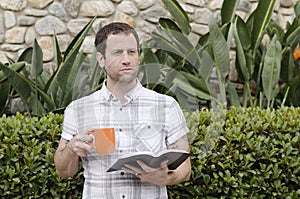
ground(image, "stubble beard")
xmin=108 ymin=68 xmax=138 ymax=86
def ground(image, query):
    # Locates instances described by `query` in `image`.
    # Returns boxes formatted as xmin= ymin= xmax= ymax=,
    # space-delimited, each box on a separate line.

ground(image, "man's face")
xmin=98 ymin=33 xmax=140 ymax=86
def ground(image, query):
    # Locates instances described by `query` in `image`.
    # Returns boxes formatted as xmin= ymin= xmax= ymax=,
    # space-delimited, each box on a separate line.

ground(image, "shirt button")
xmin=121 ymin=172 xmax=124 ymax=175
xmin=119 ymin=128 xmax=122 ymax=132
xmin=120 ymin=107 xmax=122 ymax=111
xmin=122 ymin=195 xmax=125 ymax=198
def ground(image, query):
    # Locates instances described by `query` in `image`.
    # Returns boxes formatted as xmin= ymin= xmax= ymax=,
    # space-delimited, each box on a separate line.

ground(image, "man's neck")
xmin=106 ymin=79 xmax=137 ymax=104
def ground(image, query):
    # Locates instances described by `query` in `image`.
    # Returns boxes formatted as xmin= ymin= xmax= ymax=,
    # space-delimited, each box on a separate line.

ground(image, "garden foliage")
xmin=1 ymin=107 xmax=299 ymax=198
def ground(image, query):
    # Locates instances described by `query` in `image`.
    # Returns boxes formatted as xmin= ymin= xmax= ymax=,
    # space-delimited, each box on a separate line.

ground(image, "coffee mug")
xmin=90 ymin=128 xmax=115 ymax=154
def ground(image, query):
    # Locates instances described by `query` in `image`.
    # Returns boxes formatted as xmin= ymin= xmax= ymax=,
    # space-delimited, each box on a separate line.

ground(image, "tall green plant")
xmin=0 ymin=17 xmax=104 ymax=116
xmin=233 ymin=0 xmax=300 ymax=108
xmin=0 ymin=62 xmax=26 ymax=114
xmin=141 ymin=0 xmax=298 ymax=110
xmin=140 ymin=0 xmax=222 ymax=111
xmin=267 ymin=2 xmax=300 ymax=106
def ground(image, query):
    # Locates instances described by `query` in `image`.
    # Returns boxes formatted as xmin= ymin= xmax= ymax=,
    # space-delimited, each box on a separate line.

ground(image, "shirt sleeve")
xmin=164 ymin=98 xmax=189 ymax=145
xmin=61 ymin=103 xmax=78 ymax=141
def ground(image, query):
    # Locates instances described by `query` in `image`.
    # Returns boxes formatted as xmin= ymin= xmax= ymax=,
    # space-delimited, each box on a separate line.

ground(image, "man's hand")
xmin=122 ymin=160 xmax=175 ymax=186
xmin=68 ymin=131 xmax=94 ymax=156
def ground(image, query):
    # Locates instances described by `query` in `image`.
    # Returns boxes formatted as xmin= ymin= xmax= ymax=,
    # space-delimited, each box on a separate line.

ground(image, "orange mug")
xmin=91 ymin=128 xmax=115 ymax=154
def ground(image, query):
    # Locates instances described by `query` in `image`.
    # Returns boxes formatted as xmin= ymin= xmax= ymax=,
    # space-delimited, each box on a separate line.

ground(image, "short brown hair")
xmin=94 ymin=22 xmax=139 ymax=56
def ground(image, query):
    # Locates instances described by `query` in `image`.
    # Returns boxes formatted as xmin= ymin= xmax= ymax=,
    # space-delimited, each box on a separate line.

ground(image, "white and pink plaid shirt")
xmin=61 ymin=80 xmax=188 ymax=199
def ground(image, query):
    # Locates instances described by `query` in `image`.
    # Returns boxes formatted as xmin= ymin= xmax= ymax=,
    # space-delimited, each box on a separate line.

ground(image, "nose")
xmin=121 ymin=52 xmax=130 ymax=65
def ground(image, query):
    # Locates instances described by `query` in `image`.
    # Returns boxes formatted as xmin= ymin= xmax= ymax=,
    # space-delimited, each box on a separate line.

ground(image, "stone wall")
xmin=0 ymin=0 xmax=297 ymax=67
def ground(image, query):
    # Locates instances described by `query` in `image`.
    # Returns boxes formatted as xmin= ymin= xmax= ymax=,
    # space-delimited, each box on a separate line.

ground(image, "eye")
xmin=128 ymin=49 xmax=137 ymax=55
xmin=112 ymin=50 xmax=122 ymax=55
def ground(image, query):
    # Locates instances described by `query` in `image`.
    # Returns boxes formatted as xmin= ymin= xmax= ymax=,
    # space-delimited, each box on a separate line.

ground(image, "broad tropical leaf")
xmin=251 ymin=0 xmax=276 ymax=52
xmin=208 ymin=16 xmax=230 ymax=78
xmin=60 ymin=51 xmax=86 ymax=107
xmin=221 ymin=0 xmax=239 ymax=25
xmin=47 ymin=17 xmax=96 ymax=103
xmin=32 ymin=39 xmax=43 ymax=79
xmin=228 ymin=81 xmax=241 ymax=107
xmin=234 ymin=17 xmax=250 ymax=81
xmin=0 ymin=62 xmax=56 ymax=114
xmin=0 ymin=62 xmax=26 ymax=83
xmin=262 ymin=35 xmax=282 ymax=106
xmin=171 ymin=77 xmax=212 ymax=101
xmin=140 ymin=41 xmax=161 ymax=86
xmin=87 ymin=49 xmax=104 ymax=92
xmin=0 ymin=81 xmax=10 ymax=114
xmin=161 ymin=0 xmax=191 ymax=35
xmin=54 ymin=35 xmax=63 ymax=67
xmin=159 ymin=17 xmax=181 ymax=33
xmin=281 ymin=47 xmax=295 ymax=82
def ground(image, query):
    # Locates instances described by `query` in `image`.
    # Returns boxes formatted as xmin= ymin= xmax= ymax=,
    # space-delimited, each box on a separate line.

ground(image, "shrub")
xmin=169 ymin=107 xmax=300 ymax=198
xmin=0 ymin=112 xmax=83 ymax=198
xmin=1 ymin=107 xmax=300 ymax=198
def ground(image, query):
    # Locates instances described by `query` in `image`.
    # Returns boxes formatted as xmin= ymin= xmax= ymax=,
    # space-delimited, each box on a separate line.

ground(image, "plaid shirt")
xmin=61 ymin=80 xmax=189 ymax=199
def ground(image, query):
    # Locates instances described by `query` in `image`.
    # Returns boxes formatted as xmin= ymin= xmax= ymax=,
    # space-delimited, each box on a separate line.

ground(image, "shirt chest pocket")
xmin=115 ymin=123 xmax=166 ymax=153
xmin=133 ymin=123 xmax=166 ymax=152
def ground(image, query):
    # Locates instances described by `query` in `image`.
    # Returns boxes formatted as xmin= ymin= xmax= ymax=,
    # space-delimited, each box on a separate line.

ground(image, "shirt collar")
xmin=100 ymin=79 xmax=142 ymax=102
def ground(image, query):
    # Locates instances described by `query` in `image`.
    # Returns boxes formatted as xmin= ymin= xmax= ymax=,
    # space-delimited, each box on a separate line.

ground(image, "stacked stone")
xmin=0 ymin=0 xmax=297 ymax=67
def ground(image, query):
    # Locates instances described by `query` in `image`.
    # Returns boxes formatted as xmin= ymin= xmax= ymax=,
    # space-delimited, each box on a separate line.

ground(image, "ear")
xmin=96 ymin=52 xmax=105 ymax=68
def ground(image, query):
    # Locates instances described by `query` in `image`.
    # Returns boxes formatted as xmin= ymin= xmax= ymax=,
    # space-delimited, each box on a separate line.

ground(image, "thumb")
xmin=161 ymin=160 xmax=169 ymax=168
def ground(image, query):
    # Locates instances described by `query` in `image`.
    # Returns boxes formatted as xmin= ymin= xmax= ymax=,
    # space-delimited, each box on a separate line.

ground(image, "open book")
xmin=107 ymin=149 xmax=190 ymax=172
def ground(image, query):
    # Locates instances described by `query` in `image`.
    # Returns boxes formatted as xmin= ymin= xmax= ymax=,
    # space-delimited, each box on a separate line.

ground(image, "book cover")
xmin=107 ymin=149 xmax=190 ymax=172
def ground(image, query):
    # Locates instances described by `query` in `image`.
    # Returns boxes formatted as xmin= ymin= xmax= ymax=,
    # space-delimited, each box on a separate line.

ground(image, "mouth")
xmin=120 ymin=67 xmax=133 ymax=72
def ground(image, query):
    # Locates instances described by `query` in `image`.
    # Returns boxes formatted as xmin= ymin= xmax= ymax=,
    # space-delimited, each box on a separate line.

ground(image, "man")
xmin=54 ymin=22 xmax=191 ymax=198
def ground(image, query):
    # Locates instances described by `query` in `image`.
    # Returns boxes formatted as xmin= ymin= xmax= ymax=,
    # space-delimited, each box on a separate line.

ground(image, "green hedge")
xmin=1 ymin=107 xmax=300 ymax=198
xmin=169 ymin=107 xmax=300 ymax=198
xmin=0 ymin=113 xmax=83 ymax=198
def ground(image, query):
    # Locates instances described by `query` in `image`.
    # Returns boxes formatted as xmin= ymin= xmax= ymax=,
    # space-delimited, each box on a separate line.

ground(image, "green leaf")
xmin=60 ymin=51 xmax=86 ymax=107
xmin=280 ymin=47 xmax=295 ymax=83
xmin=53 ymin=35 xmax=63 ymax=67
xmin=221 ymin=0 xmax=239 ymax=25
xmin=251 ymin=0 xmax=276 ymax=52
xmin=180 ymin=71 xmax=210 ymax=96
xmin=0 ymin=62 xmax=31 ymax=99
xmin=228 ymin=81 xmax=241 ymax=107
xmin=32 ymin=39 xmax=43 ymax=79
xmin=17 ymin=47 xmax=33 ymax=63
xmin=0 ymin=81 xmax=10 ymax=114
xmin=158 ymin=17 xmax=181 ymax=33
xmin=234 ymin=17 xmax=250 ymax=81
xmin=31 ymin=39 xmax=44 ymax=115
xmin=172 ymin=73 xmax=214 ymax=101
xmin=87 ymin=49 xmax=104 ymax=92
xmin=268 ymin=20 xmax=285 ymax=43
xmin=0 ymin=62 xmax=56 ymax=114
xmin=0 ymin=62 xmax=26 ymax=83
xmin=151 ymin=31 xmax=185 ymax=61
xmin=140 ymin=41 xmax=161 ymax=86
xmin=208 ymin=16 xmax=230 ymax=78
xmin=286 ymin=26 xmax=300 ymax=50
xmin=262 ymin=35 xmax=282 ymax=106
xmin=161 ymin=0 xmax=191 ymax=35
xmin=47 ymin=17 xmax=96 ymax=104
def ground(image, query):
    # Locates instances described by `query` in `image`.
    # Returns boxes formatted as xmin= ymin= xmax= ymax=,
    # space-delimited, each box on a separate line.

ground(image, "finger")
xmin=122 ymin=166 xmax=136 ymax=174
xmin=82 ymin=141 xmax=93 ymax=151
xmin=80 ymin=134 xmax=94 ymax=143
xmin=72 ymin=137 xmax=93 ymax=155
xmin=123 ymin=164 xmax=144 ymax=174
xmin=76 ymin=133 xmax=95 ymax=149
xmin=136 ymin=160 xmax=160 ymax=173
xmin=122 ymin=166 xmax=143 ymax=177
